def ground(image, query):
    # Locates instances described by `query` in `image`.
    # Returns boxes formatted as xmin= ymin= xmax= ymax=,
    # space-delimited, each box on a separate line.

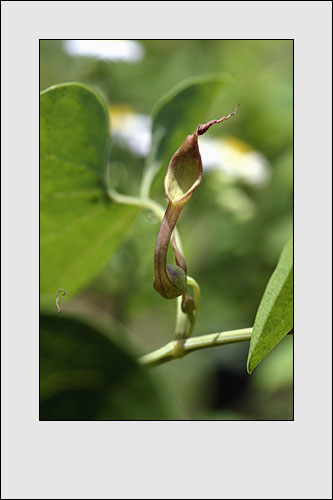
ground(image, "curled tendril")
xmin=55 ymin=289 xmax=67 ymax=313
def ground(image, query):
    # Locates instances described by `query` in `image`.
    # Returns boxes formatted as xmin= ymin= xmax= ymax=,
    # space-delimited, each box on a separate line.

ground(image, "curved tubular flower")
xmin=153 ymin=105 xmax=239 ymax=300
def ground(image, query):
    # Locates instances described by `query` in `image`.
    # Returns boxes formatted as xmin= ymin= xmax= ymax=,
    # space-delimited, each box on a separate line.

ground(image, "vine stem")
xmin=107 ymin=187 xmax=184 ymax=254
xmin=139 ymin=327 xmax=252 ymax=367
xmin=107 ymin=167 xmax=199 ymax=341
xmin=140 ymin=127 xmax=165 ymax=199
xmin=174 ymin=276 xmax=200 ymax=344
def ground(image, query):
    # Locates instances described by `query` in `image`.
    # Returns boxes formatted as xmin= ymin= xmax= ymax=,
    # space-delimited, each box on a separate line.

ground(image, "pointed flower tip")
xmin=164 ymin=105 xmax=239 ymax=204
xmin=164 ymin=132 xmax=203 ymax=204
xmin=196 ymin=103 xmax=240 ymax=136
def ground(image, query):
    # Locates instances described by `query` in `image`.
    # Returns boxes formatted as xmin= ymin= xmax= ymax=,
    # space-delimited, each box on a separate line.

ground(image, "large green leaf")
xmin=40 ymin=313 xmax=170 ymax=420
xmin=40 ymin=83 xmax=137 ymax=305
xmin=247 ymin=235 xmax=293 ymax=373
xmin=146 ymin=73 xmax=231 ymax=194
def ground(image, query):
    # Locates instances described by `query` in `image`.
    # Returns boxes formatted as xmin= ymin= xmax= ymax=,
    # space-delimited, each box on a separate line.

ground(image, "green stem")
xmin=140 ymin=127 xmax=164 ymax=198
xmin=187 ymin=276 xmax=200 ymax=313
xmin=174 ymin=295 xmax=188 ymax=339
xmin=108 ymin=187 xmax=163 ymax=217
xmin=174 ymin=276 xmax=200 ymax=343
xmin=139 ymin=327 xmax=252 ymax=367
xmin=140 ymin=162 xmax=160 ymax=199
xmin=107 ymin=187 xmax=184 ymax=255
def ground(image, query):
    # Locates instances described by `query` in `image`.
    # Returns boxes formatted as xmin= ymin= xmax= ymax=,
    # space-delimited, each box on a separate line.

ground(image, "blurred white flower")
xmin=109 ymin=106 xmax=152 ymax=157
xmin=107 ymin=106 xmax=270 ymax=188
xmin=199 ymin=136 xmax=271 ymax=186
xmin=64 ymin=40 xmax=144 ymax=63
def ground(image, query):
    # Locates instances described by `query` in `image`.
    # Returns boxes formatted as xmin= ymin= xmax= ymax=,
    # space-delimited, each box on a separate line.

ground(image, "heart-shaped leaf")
xmin=40 ymin=83 xmax=137 ymax=305
xmin=247 ymin=235 xmax=293 ymax=373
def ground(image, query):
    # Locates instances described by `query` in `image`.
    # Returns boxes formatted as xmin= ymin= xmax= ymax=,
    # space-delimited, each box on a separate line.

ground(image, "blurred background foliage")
xmin=40 ymin=40 xmax=293 ymax=420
